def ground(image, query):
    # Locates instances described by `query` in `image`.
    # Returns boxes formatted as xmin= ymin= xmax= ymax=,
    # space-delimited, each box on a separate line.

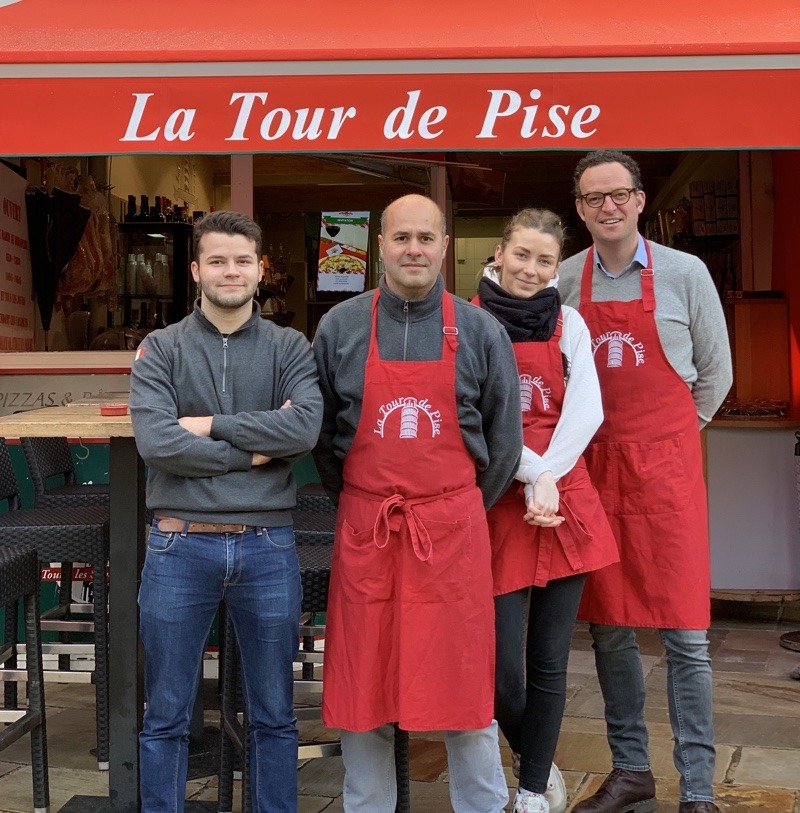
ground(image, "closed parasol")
xmin=25 ymin=186 xmax=91 ymax=350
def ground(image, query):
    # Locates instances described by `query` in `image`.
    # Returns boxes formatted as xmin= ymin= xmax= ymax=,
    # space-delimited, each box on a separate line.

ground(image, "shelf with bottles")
xmin=117 ymin=221 xmax=193 ymax=328
xmin=123 ymin=194 xmax=207 ymax=225
xmin=125 ymin=297 xmax=173 ymax=331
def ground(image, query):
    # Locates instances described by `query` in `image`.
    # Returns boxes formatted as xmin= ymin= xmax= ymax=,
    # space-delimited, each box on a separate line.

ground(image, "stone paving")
xmin=1 ymin=614 xmax=799 ymax=812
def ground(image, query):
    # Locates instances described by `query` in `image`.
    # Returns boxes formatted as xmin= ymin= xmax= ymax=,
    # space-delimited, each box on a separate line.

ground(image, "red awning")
xmin=1 ymin=0 xmax=798 ymax=154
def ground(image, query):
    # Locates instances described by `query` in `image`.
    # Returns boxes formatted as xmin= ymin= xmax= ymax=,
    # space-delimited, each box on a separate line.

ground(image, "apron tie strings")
xmin=373 ymin=494 xmax=433 ymax=562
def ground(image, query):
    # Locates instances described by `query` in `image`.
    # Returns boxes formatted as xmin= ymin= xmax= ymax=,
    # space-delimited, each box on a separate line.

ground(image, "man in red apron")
xmin=558 ymin=151 xmax=732 ymax=813
xmin=312 ymin=194 xmax=523 ymax=812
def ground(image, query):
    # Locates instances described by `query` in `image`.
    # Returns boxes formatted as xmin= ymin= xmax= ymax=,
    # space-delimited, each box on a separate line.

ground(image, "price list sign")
xmin=317 ymin=211 xmax=369 ymax=293
xmin=0 ymin=163 xmax=34 ymax=351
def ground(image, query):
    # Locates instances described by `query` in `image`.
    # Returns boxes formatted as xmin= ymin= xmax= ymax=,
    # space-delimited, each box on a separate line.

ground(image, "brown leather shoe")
xmin=572 ymin=769 xmax=657 ymax=813
xmin=678 ymin=804 xmax=721 ymax=812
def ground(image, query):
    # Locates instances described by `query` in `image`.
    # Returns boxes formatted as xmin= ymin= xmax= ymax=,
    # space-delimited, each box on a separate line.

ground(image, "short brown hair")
xmin=193 ymin=210 xmax=262 ymax=260
xmin=572 ymin=150 xmax=643 ymax=197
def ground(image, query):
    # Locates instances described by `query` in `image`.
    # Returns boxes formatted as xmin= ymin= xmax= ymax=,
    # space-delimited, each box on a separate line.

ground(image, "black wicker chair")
xmin=21 ymin=437 xmax=110 ymax=647
xmin=295 ymin=482 xmax=337 ymax=516
xmin=0 ymin=545 xmax=49 ymax=813
xmin=21 ymin=437 xmax=110 ymax=509
xmin=0 ymin=438 xmax=110 ymax=770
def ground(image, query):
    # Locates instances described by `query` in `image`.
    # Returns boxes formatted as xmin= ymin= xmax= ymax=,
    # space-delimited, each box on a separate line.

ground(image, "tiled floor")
xmin=1 ymin=614 xmax=799 ymax=812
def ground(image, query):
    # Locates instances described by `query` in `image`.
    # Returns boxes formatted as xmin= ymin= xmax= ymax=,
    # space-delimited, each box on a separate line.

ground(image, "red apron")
xmin=483 ymin=311 xmax=618 ymax=594
xmin=322 ymin=288 xmax=495 ymax=732
xmin=576 ymin=243 xmax=710 ymax=629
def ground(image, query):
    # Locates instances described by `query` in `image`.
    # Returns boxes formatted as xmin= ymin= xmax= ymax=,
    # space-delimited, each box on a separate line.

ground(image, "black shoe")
xmin=572 ymin=769 xmax=657 ymax=813
xmin=678 ymin=803 xmax=721 ymax=813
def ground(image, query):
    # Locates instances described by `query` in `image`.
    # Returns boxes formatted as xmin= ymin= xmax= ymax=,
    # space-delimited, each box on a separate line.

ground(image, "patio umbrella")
xmin=25 ymin=186 xmax=91 ymax=350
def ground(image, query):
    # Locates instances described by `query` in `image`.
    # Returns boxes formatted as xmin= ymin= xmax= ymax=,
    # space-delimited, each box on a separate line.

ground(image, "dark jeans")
xmin=494 ymin=573 xmax=586 ymax=794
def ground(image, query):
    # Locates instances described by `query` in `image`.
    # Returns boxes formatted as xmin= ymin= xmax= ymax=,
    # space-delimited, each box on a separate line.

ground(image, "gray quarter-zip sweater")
xmin=312 ymin=275 xmax=522 ymax=509
xmin=129 ymin=300 xmax=323 ymax=526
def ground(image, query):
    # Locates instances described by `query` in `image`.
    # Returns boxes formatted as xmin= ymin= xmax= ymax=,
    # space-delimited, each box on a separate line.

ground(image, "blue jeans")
xmin=138 ymin=523 xmax=301 ymax=813
xmin=341 ymin=723 xmax=508 ymax=813
xmin=590 ymin=624 xmax=716 ymax=803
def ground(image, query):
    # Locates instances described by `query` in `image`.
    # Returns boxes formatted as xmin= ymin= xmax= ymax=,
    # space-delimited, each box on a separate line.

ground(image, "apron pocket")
xmin=587 ymin=436 xmax=690 ymax=516
xmin=337 ymin=519 xmax=394 ymax=604
xmin=403 ymin=517 xmax=472 ymax=604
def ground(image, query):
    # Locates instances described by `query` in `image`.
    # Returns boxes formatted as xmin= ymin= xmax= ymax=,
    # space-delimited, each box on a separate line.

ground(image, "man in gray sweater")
xmin=558 ymin=151 xmax=732 ymax=813
xmin=129 ymin=210 xmax=322 ymax=813
xmin=313 ymin=194 xmax=522 ymax=813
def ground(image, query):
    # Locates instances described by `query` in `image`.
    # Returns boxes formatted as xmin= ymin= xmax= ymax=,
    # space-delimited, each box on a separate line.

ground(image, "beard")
xmin=199 ymin=279 xmax=257 ymax=310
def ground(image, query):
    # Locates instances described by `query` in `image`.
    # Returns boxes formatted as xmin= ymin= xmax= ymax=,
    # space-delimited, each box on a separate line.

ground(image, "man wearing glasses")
xmin=558 ymin=150 xmax=731 ymax=813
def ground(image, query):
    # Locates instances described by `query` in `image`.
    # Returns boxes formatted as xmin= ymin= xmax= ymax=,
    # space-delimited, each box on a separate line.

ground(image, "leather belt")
xmin=155 ymin=516 xmax=254 ymax=534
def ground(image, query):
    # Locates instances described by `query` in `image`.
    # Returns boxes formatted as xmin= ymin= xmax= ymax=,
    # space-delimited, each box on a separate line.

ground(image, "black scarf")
xmin=477 ymin=276 xmax=561 ymax=342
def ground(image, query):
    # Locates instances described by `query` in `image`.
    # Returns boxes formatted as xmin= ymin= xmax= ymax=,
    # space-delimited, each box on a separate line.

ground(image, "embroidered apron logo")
xmin=592 ymin=330 xmax=645 ymax=367
xmin=519 ymin=374 xmax=551 ymax=411
xmin=374 ymin=397 xmax=442 ymax=438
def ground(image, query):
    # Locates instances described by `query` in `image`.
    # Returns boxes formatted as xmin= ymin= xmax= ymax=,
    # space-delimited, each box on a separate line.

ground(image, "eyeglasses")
xmin=578 ymin=188 xmax=639 ymax=208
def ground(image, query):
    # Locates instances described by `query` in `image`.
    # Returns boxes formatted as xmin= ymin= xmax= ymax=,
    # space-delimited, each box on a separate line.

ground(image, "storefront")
xmin=1 ymin=0 xmax=800 ymax=591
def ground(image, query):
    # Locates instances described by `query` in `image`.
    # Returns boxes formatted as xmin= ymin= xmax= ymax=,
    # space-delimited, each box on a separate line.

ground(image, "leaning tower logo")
xmin=374 ymin=397 xmax=442 ymax=438
xmin=519 ymin=374 xmax=551 ymax=411
xmin=592 ymin=331 xmax=646 ymax=368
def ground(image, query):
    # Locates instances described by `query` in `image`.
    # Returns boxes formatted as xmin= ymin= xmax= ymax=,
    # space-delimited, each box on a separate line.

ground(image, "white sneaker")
xmin=545 ymin=763 xmax=567 ymax=813
xmin=513 ymin=790 xmax=550 ymax=813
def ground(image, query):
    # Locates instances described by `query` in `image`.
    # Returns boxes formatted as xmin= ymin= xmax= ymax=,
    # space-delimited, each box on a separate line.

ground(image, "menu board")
xmin=0 ymin=162 xmax=34 ymax=351
xmin=317 ymin=211 xmax=369 ymax=293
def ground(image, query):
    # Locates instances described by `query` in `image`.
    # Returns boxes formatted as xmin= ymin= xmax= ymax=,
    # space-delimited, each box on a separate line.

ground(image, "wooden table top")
xmin=0 ymin=404 xmax=135 ymax=438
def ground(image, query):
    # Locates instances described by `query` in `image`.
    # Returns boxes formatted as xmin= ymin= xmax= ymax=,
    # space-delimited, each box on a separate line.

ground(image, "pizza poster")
xmin=317 ymin=211 xmax=369 ymax=293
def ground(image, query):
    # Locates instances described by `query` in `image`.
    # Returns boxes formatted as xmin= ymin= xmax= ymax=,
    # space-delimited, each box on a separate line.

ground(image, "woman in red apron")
xmin=476 ymin=209 xmax=618 ymax=813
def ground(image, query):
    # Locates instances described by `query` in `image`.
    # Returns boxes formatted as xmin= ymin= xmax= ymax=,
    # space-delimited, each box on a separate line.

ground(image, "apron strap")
xmin=442 ymin=291 xmax=459 ymax=354
xmin=368 ymin=287 xmax=459 ymax=361
xmin=579 ymin=242 xmax=656 ymax=313
xmin=579 ymin=248 xmax=596 ymax=307
xmin=640 ymin=240 xmax=656 ymax=313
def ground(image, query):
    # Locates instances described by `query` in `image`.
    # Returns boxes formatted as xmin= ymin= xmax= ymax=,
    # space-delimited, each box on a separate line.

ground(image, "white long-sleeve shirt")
xmin=516 ymin=304 xmax=604 ymax=487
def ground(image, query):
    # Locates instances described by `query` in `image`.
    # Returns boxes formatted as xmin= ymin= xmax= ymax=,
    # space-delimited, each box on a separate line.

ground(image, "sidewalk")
xmin=1 ymin=615 xmax=798 ymax=812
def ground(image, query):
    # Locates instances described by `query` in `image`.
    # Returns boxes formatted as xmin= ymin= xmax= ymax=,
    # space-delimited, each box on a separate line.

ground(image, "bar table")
xmin=0 ymin=405 xmax=146 ymax=813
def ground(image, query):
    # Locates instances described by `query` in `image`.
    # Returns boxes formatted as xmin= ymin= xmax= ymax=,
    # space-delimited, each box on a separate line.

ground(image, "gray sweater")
xmin=312 ymin=275 xmax=523 ymax=509
xmin=558 ymin=239 xmax=733 ymax=426
xmin=129 ymin=301 xmax=323 ymax=526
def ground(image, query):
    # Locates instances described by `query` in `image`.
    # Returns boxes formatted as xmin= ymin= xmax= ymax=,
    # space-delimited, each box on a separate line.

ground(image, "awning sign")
xmin=317 ymin=212 xmax=369 ymax=293
xmin=1 ymin=69 xmax=798 ymax=155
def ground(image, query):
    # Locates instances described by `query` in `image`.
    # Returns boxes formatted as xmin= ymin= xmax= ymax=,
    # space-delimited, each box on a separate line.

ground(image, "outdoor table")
xmin=0 ymin=405 xmax=144 ymax=813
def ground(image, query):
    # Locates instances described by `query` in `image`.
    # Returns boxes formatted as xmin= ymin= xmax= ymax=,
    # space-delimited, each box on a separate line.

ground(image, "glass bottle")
xmin=154 ymin=253 xmax=171 ymax=296
xmin=143 ymin=259 xmax=157 ymax=295
xmin=139 ymin=195 xmax=149 ymax=222
xmin=275 ymin=244 xmax=287 ymax=292
xmin=153 ymin=301 xmax=166 ymax=329
xmin=125 ymin=196 xmax=137 ymax=222
xmin=135 ymin=254 xmax=148 ymax=296
xmin=126 ymin=253 xmax=137 ymax=295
